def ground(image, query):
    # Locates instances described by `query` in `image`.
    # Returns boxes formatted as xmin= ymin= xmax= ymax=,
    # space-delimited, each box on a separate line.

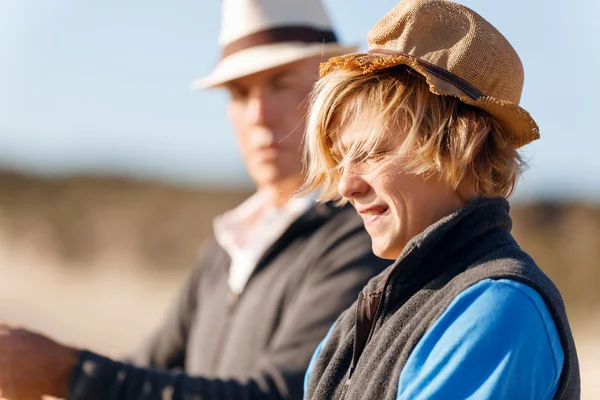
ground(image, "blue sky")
xmin=0 ymin=0 xmax=599 ymax=200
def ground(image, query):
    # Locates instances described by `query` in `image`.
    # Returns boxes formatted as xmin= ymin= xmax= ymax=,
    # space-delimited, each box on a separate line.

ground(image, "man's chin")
xmin=252 ymin=170 xmax=302 ymax=190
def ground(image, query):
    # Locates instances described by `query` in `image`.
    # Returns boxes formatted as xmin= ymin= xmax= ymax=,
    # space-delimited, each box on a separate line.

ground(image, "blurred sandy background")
xmin=0 ymin=170 xmax=598 ymax=397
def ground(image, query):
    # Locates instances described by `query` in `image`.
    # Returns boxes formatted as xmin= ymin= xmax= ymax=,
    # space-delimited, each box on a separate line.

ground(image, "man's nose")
xmin=245 ymin=87 xmax=274 ymax=126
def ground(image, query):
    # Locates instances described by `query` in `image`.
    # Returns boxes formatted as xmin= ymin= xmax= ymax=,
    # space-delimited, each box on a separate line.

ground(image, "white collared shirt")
xmin=214 ymin=191 xmax=317 ymax=295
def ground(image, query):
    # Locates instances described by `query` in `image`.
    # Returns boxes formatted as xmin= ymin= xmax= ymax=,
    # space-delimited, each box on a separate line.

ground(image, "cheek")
xmin=386 ymin=177 xmax=443 ymax=240
xmin=375 ymin=174 xmax=412 ymax=228
xmin=388 ymin=197 xmax=407 ymax=239
xmin=235 ymin=133 xmax=252 ymax=158
xmin=280 ymin=89 xmax=310 ymax=120
xmin=284 ymin=129 xmax=306 ymax=153
xmin=228 ymin=107 xmax=251 ymax=153
xmin=228 ymin=103 xmax=242 ymax=127
xmin=371 ymin=169 xmax=405 ymax=203
xmin=275 ymin=103 xmax=306 ymax=150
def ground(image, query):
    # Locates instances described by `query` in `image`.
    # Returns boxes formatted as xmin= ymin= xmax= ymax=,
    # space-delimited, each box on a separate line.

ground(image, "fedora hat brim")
xmin=192 ymin=42 xmax=358 ymax=90
xmin=320 ymin=52 xmax=539 ymax=148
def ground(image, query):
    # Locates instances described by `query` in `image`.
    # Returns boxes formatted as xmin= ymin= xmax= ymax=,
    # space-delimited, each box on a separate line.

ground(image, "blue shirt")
xmin=304 ymin=279 xmax=564 ymax=399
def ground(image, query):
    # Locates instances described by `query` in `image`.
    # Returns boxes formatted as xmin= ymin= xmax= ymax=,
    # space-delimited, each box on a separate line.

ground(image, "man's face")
xmin=226 ymin=58 xmax=320 ymax=190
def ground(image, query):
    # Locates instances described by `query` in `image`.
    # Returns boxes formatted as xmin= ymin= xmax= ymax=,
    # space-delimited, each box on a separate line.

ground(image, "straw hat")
xmin=320 ymin=0 xmax=539 ymax=148
xmin=192 ymin=0 xmax=357 ymax=90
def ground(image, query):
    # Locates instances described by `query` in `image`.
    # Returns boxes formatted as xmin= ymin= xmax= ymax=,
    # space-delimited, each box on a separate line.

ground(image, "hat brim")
xmin=320 ymin=53 xmax=539 ymax=148
xmin=192 ymin=42 xmax=358 ymax=90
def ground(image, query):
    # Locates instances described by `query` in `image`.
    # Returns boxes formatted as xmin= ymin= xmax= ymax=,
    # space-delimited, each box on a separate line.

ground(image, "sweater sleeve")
xmin=124 ymin=240 xmax=216 ymax=370
xmin=68 ymin=225 xmax=388 ymax=400
xmin=396 ymin=279 xmax=564 ymax=400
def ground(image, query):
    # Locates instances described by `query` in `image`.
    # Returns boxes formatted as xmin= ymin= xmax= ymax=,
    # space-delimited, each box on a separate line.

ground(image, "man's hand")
xmin=0 ymin=324 xmax=80 ymax=400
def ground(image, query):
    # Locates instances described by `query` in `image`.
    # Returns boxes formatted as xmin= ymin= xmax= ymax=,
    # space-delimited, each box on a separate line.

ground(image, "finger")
xmin=0 ymin=323 xmax=19 ymax=334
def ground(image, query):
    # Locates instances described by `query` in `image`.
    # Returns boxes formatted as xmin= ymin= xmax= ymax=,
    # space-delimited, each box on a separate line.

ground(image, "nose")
xmin=246 ymin=87 xmax=274 ymax=126
xmin=338 ymin=167 xmax=370 ymax=200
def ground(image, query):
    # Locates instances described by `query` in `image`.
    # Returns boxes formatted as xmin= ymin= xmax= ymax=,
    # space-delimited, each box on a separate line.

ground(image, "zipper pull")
xmin=345 ymin=366 xmax=355 ymax=387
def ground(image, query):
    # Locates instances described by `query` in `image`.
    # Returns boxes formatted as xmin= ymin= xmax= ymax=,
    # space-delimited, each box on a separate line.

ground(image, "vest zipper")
xmin=341 ymin=272 xmax=394 ymax=398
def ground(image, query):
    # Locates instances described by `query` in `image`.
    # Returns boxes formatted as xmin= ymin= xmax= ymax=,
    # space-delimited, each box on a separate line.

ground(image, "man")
xmin=0 ymin=1 xmax=388 ymax=399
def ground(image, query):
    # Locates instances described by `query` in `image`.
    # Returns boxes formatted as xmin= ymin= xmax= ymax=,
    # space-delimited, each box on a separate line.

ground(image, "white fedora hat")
xmin=192 ymin=0 xmax=357 ymax=90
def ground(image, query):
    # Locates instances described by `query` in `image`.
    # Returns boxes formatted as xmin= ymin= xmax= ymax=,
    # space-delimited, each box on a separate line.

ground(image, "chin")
xmin=253 ymin=170 xmax=297 ymax=189
xmin=372 ymin=245 xmax=396 ymax=260
xmin=252 ymin=167 xmax=284 ymax=185
xmin=372 ymin=238 xmax=404 ymax=260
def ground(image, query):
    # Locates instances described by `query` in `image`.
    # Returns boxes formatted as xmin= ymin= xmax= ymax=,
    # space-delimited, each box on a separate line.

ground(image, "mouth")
xmin=255 ymin=145 xmax=281 ymax=160
xmin=356 ymin=205 xmax=389 ymax=225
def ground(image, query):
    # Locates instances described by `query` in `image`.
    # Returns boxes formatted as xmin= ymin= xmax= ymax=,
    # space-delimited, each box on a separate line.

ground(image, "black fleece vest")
xmin=305 ymin=197 xmax=580 ymax=400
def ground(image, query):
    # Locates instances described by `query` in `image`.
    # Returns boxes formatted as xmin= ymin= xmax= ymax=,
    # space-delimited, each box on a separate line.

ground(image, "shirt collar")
xmin=213 ymin=190 xmax=318 ymax=254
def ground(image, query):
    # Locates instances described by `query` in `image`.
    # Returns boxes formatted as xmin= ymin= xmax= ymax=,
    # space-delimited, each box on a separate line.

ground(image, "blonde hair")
xmin=303 ymin=66 xmax=525 ymax=202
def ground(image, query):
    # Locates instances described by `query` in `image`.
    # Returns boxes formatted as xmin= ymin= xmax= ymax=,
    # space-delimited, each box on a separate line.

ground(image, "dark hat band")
xmin=221 ymin=26 xmax=338 ymax=60
xmin=368 ymin=49 xmax=483 ymax=100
